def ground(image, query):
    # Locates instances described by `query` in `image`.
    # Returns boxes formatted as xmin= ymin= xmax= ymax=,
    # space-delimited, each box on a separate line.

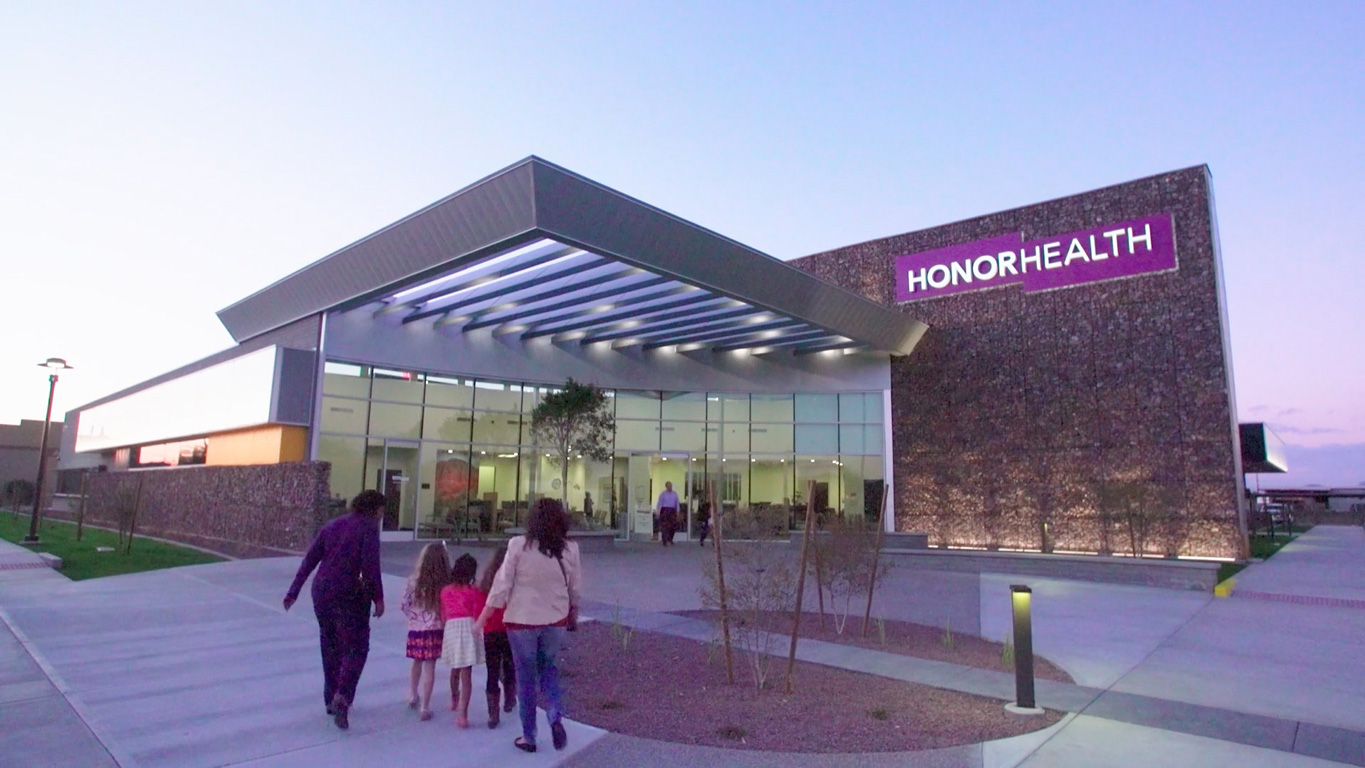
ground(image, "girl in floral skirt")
xmin=401 ymin=543 xmax=449 ymax=721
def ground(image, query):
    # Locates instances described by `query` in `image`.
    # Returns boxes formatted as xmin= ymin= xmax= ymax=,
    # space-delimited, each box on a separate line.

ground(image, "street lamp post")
xmin=23 ymin=358 xmax=73 ymax=544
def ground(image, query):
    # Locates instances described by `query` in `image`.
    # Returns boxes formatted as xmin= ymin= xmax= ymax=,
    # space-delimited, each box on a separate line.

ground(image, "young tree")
xmin=529 ymin=379 xmax=615 ymax=513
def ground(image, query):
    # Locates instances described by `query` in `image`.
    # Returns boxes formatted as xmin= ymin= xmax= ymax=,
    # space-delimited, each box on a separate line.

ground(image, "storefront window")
xmin=371 ymin=369 xmax=424 ymax=403
xmin=368 ymin=402 xmax=422 ymax=439
xmin=314 ymin=359 xmax=885 ymax=539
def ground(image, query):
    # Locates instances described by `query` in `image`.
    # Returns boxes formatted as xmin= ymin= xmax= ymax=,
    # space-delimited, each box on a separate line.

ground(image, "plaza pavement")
xmin=0 ymin=527 xmax=1362 ymax=767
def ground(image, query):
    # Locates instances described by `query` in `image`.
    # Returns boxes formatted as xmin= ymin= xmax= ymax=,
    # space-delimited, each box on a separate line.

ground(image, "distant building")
xmin=0 ymin=419 xmax=62 ymax=500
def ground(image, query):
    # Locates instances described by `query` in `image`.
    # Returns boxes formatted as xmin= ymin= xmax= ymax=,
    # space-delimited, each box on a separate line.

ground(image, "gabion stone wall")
xmin=791 ymin=166 xmax=1246 ymax=559
xmin=84 ymin=462 xmax=334 ymax=555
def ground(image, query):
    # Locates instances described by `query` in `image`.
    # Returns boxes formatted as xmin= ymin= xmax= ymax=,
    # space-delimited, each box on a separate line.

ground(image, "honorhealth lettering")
xmin=893 ymin=213 xmax=1177 ymax=302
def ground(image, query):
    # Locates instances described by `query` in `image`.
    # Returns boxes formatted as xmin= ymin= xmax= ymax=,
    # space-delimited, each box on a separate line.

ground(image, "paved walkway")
xmin=0 ymin=537 xmax=121 ymax=768
xmin=1 ymin=526 xmax=1363 ymax=767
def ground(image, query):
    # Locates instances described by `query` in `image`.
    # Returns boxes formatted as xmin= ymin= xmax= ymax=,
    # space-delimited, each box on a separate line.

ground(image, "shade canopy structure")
xmin=218 ymin=157 xmax=927 ymax=357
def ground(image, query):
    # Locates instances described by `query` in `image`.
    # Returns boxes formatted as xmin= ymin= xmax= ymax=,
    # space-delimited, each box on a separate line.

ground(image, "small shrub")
xmin=700 ymin=505 xmax=797 ymax=692
xmin=1001 ymin=635 xmax=1014 ymax=668
xmin=876 ymin=616 xmax=887 ymax=646
xmin=717 ymin=725 xmax=747 ymax=741
xmin=941 ymin=618 xmax=954 ymax=651
xmin=869 ymin=707 xmax=890 ymax=721
xmin=600 ymin=700 xmax=625 ymax=711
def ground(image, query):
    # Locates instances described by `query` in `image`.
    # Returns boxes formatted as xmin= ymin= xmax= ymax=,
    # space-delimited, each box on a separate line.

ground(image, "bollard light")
xmin=1006 ymin=584 xmax=1043 ymax=715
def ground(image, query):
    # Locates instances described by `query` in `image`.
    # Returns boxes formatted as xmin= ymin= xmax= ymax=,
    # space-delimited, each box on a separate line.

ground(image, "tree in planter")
xmin=4 ymin=479 xmax=35 ymax=520
xmin=529 ymin=379 xmax=614 ymax=519
xmin=1097 ymin=480 xmax=1179 ymax=558
xmin=810 ymin=516 xmax=891 ymax=635
xmin=700 ymin=504 xmax=795 ymax=692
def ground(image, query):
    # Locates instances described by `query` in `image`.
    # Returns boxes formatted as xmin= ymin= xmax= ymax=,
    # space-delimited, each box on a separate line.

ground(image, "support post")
xmin=23 ymin=374 xmax=58 ymax=544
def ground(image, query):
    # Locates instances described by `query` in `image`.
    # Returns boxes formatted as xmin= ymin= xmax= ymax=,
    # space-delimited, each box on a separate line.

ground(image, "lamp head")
xmin=38 ymin=358 xmax=73 ymax=371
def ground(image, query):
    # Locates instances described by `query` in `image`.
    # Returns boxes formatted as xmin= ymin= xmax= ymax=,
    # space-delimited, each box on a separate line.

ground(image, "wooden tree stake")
xmin=785 ymin=479 xmax=817 ymax=694
xmin=861 ymin=484 xmax=890 ymax=637
xmin=711 ymin=479 xmax=735 ymax=685
xmin=75 ymin=472 xmax=89 ymax=541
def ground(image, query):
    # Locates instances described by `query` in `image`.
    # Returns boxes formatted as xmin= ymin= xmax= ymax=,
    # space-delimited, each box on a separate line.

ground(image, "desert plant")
xmin=700 ymin=505 xmax=796 ymax=691
xmin=816 ymin=517 xmax=891 ymax=635
xmin=941 ymin=618 xmax=954 ymax=651
xmin=1000 ymin=634 xmax=1014 ymax=668
xmin=876 ymin=616 xmax=887 ymax=647
xmin=1098 ymin=480 xmax=1181 ymax=558
xmin=869 ymin=707 xmax=890 ymax=721
xmin=717 ymin=725 xmax=747 ymax=741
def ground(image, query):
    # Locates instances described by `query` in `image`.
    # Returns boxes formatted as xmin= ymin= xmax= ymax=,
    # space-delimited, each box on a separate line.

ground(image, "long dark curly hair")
xmin=411 ymin=543 xmax=450 ymax=613
xmin=524 ymin=498 xmax=568 ymax=558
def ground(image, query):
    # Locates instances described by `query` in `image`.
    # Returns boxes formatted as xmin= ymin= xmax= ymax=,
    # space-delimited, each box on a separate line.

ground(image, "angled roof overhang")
xmin=217 ymin=157 xmax=927 ymax=356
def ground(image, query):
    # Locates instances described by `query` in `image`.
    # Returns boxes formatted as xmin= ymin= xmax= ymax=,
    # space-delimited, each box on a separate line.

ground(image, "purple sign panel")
xmin=893 ymin=213 xmax=1177 ymax=303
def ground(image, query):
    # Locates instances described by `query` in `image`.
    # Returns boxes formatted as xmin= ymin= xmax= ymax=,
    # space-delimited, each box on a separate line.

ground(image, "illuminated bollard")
xmin=1006 ymin=584 xmax=1044 ymax=715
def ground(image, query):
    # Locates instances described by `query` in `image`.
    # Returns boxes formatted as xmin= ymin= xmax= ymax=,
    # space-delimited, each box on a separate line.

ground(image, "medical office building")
xmin=59 ymin=158 xmax=1247 ymax=561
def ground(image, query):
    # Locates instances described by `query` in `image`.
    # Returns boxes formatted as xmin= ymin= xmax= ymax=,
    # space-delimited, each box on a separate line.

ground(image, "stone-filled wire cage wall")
xmin=791 ymin=166 xmax=1246 ymax=560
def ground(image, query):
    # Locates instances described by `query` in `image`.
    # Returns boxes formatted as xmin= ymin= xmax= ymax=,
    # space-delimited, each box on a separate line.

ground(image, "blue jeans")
xmin=507 ymin=626 xmax=566 ymax=744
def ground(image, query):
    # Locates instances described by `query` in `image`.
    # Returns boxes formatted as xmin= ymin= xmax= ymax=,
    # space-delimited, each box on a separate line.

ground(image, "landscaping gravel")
xmin=557 ymin=621 xmax=1062 ymax=753
xmin=676 ymin=610 xmax=1074 ymax=683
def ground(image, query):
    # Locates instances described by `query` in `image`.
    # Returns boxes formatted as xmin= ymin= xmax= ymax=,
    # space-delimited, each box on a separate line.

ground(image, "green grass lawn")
xmin=1216 ymin=527 xmax=1305 ymax=584
xmin=0 ymin=512 xmax=223 ymax=580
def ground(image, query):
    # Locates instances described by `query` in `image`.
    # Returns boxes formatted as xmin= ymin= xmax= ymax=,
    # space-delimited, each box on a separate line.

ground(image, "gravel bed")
xmin=674 ymin=610 xmax=1074 ymax=683
xmin=557 ymin=622 xmax=1062 ymax=753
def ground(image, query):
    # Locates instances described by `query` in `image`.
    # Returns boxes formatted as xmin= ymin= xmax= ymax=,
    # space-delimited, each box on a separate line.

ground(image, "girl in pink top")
xmin=440 ymin=553 xmax=486 ymax=728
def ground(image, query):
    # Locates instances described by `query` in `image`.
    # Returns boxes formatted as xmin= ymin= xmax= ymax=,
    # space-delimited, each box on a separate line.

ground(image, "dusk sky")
xmin=2 ymin=2 xmax=1361 ymax=487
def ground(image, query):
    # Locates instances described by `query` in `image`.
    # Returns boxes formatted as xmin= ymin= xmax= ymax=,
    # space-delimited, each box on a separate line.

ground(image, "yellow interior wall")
xmin=207 ymin=425 xmax=309 ymax=466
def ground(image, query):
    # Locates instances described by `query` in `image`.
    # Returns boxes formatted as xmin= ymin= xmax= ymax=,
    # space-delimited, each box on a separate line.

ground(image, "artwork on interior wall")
xmin=434 ymin=459 xmax=473 ymax=520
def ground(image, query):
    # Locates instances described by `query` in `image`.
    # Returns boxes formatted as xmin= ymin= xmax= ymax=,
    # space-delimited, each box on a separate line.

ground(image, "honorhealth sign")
xmin=894 ymin=213 xmax=1177 ymax=303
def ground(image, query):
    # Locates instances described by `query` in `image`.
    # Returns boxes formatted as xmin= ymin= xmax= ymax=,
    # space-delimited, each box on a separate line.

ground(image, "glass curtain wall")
xmin=315 ymin=360 xmax=886 ymax=539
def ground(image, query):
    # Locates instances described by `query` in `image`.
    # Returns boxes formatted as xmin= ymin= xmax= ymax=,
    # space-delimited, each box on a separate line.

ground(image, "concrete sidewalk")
xmin=0 ymin=537 xmax=121 ymax=768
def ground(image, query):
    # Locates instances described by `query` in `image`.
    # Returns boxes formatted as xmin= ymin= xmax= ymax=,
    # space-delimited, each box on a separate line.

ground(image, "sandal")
xmin=514 ymin=737 xmax=537 ymax=753
xmin=551 ymin=720 xmax=568 ymax=750
xmin=419 ymin=709 xmax=432 ymax=722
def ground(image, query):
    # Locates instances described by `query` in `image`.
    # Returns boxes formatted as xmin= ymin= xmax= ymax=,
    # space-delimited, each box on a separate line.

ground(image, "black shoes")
xmin=331 ymin=693 xmax=349 ymax=730
xmin=551 ymin=720 xmax=568 ymax=750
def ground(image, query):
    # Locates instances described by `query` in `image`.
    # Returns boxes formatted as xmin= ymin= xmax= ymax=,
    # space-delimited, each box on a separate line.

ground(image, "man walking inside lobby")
xmin=656 ymin=481 xmax=680 ymax=546
xmin=283 ymin=490 xmax=386 ymax=729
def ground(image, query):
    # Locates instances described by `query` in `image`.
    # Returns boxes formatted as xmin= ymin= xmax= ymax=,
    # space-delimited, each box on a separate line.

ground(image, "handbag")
xmin=555 ymin=553 xmax=579 ymax=632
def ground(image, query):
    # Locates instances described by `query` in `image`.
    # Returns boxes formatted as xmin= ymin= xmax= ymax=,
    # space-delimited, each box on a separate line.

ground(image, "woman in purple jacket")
xmin=284 ymin=490 xmax=387 ymax=729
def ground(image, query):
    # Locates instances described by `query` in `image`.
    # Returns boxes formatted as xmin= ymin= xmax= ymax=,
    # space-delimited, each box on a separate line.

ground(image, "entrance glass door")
xmin=366 ymin=438 xmax=420 ymax=534
xmin=625 ymin=453 xmax=691 ymax=541
xmin=653 ymin=453 xmax=690 ymax=541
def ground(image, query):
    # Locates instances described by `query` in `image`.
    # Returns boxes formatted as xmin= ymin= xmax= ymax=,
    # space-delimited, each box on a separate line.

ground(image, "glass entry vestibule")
xmin=621 ymin=453 xmax=695 ymax=542
xmin=316 ymin=362 xmax=887 ymax=541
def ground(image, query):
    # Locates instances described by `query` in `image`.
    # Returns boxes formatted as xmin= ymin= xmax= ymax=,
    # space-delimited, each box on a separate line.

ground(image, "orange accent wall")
xmin=206 ymin=425 xmax=309 ymax=466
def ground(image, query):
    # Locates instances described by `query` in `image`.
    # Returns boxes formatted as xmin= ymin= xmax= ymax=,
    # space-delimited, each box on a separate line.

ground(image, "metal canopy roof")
xmin=217 ymin=157 xmax=928 ymax=356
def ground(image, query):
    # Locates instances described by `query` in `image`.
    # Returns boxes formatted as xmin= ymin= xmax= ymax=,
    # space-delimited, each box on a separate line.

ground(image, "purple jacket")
xmin=286 ymin=513 xmax=384 ymax=605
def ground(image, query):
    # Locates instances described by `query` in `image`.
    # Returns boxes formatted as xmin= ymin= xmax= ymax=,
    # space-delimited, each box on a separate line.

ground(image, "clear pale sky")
xmin=2 ymin=2 xmax=1361 ymax=487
